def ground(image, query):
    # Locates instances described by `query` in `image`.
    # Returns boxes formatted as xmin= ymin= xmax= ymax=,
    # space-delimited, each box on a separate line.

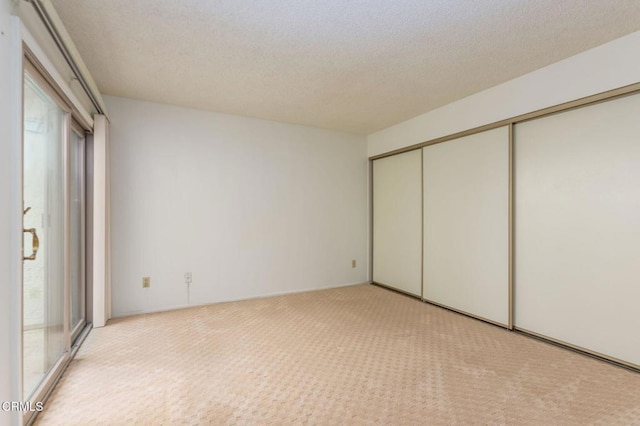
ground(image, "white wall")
xmin=91 ymin=115 xmax=111 ymax=326
xmin=1 ymin=2 xmax=19 ymax=425
xmin=368 ymin=30 xmax=640 ymax=157
xmin=106 ymin=96 xmax=368 ymax=317
xmin=0 ymin=2 xmax=12 ymax=422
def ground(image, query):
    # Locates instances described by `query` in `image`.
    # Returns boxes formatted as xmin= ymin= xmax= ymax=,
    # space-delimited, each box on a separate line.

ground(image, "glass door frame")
xmin=22 ymin=50 xmax=92 ymax=425
xmin=69 ymin=122 xmax=87 ymax=344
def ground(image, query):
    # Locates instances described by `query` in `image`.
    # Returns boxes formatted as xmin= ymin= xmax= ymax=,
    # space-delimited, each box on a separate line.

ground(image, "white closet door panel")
xmin=422 ymin=126 xmax=510 ymax=325
xmin=373 ymin=150 xmax=422 ymax=296
xmin=515 ymin=93 xmax=640 ymax=366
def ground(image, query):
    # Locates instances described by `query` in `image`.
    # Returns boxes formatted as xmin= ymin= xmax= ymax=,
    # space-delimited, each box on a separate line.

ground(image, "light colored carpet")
xmin=35 ymin=284 xmax=640 ymax=425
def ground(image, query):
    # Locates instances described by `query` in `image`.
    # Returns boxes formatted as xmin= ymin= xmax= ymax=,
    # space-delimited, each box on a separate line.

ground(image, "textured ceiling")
xmin=50 ymin=0 xmax=640 ymax=134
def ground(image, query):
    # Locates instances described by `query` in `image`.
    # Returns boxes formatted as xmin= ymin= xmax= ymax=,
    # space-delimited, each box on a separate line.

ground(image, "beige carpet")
xmin=35 ymin=284 xmax=640 ymax=425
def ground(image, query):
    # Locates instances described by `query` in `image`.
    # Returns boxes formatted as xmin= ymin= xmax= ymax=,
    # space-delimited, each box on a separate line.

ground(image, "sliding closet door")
xmin=515 ymin=93 xmax=640 ymax=367
xmin=373 ymin=150 xmax=422 ymax=296
xmin=422 ymin=127 xmax=510 ymax=325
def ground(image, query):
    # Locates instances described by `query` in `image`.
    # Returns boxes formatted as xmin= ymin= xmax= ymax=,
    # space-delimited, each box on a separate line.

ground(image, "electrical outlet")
xmin=184 ymin=272 xmax=192 ymax=284
xmin=352 ymin=259 xmax=356 ymax=268
xmin=142 ymin=277 xmax=151 ymax=288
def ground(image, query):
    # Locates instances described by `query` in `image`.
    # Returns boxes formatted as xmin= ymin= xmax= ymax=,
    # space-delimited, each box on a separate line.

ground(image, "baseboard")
xmin=111 ymin=281 xmax=368 ymax=320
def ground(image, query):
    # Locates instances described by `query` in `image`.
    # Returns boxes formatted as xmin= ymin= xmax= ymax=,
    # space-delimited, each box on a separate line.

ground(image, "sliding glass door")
xmin=22 ymin=59 xmax=89 ymax=412
xmin=22 ymin=71 xmax=68 ymax=400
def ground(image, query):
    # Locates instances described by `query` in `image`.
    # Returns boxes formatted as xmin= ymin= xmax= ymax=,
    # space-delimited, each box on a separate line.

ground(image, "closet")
xmin=372 ymin=90 xmax=640 ymax=369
